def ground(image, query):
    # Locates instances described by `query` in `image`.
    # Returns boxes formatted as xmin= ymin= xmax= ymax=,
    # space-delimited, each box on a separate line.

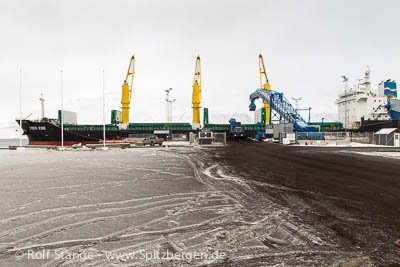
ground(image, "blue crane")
xmin=249 ymin=88 xmax=316 ymax=132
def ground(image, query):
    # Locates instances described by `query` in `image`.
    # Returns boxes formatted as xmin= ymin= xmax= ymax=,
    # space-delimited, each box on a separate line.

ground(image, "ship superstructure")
xmin=337 ymin=67 xmax=396 ymax=129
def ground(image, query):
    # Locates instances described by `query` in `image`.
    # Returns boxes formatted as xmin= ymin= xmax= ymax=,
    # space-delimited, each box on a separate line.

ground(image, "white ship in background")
xmin=337 ymin=67 xmax=397 ymax=129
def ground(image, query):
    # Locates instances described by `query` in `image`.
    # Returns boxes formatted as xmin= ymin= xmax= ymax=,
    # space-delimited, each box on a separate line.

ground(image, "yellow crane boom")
xmin=259 ymin=53 xmax=271 ymax=124
xmin=121 ymin=55 xmax=135 ymax=124
xmin=192 ymin=55 xmax=201 ymax=128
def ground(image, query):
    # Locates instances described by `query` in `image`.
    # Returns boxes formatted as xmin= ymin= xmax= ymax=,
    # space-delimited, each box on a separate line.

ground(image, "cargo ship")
xmin=18 ymin=108 xmax=265 ymax=145
xmin=19 ymin=117 xmax=194 ymax=146
xmin=17 ymin=55 xmax=266 ymax=145
xmin=18 ymin=115 xmax=266 ymax=146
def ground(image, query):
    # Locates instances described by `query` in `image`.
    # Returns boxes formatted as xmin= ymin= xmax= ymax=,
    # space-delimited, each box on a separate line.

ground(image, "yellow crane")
xmin=192 ymin=55 xmax=201 ymax=128
xmin=121 ymin=55 xmax=135 ymax=124
xmin=259 ymin=53 xmax=271 ymax=124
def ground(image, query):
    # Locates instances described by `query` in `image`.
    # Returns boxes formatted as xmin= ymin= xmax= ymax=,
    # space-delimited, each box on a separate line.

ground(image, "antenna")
xmin=363 ymin=66 xmax=371 ymax=92
xmin=355 ymin=79 xmax=362 ymax=90
xmin=342 ymin=74 xmax=348 ymax=130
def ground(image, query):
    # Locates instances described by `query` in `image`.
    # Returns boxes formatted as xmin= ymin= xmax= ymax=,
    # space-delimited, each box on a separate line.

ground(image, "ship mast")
xmin=39 ymin=93 xmax=45 ymax=120
xmin=362 ymin=66 xmax=371 ymax=92
xmin=341 ymin=75 xmax=349 ymax=130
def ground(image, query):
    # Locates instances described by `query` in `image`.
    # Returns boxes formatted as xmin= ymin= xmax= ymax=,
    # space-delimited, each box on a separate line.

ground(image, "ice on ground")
xmin=295 ymin=142 xmax=388 ymax=147
xmin=0 ymin=147 xmax=343 ymax=266
xmin=349 ymin=151 xmax=400 ymax=159
xmin=346 ymin=142 xmax=388 ymax=147
xmin=162 ymin=141 xmax=191 ymax=147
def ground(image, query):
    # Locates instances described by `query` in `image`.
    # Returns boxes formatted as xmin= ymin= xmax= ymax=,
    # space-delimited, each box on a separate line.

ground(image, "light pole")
xmin=102 ymin=70 xmax=106 ymax=149
xmin=321 ymin=117 xmax=324 ymax=131
xmin=60 ymin=70 xmax=64 ymax=150
xmin=169 ymin=99 xmax=176 ymax=123
xmin=165 ymin=88 xmax=172 ymax=122
xmin=165 ymin=88 xmax=175 ymax=123
xmin=292 ymin=97 xmax=302 ymax=111
xmin=18 ymin=69 xmax=24 ymax=150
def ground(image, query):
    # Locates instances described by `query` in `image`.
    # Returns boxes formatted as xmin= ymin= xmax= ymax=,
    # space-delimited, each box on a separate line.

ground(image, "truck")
xmin=229 ymin=118 xmax=246 ymax=138
xmin=143 ymin=135 xmax=164 ymax=146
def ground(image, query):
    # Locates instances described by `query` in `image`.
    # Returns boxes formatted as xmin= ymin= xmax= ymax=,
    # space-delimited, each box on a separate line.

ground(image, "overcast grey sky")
xmin=1 ymin=0 xmax=399 ymax=125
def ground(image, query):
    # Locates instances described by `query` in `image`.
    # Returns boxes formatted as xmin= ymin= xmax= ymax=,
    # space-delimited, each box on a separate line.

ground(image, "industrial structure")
xmin=19 ymin=54 xmax=259 ymax=145
xmin=16 ymin=54 xmax=318 ymax=145
xmin=121 ymin=55 xmax=135 ymax=125
xmin=192 ymin=56 xmax=202 ymax=129
xmin=249 ymin=89 xmax=316 ymax=132
xmin=258 ymin=54 xmax=271 ymax=124
xmin=16 ymin=54 xmax=400 ymax=146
